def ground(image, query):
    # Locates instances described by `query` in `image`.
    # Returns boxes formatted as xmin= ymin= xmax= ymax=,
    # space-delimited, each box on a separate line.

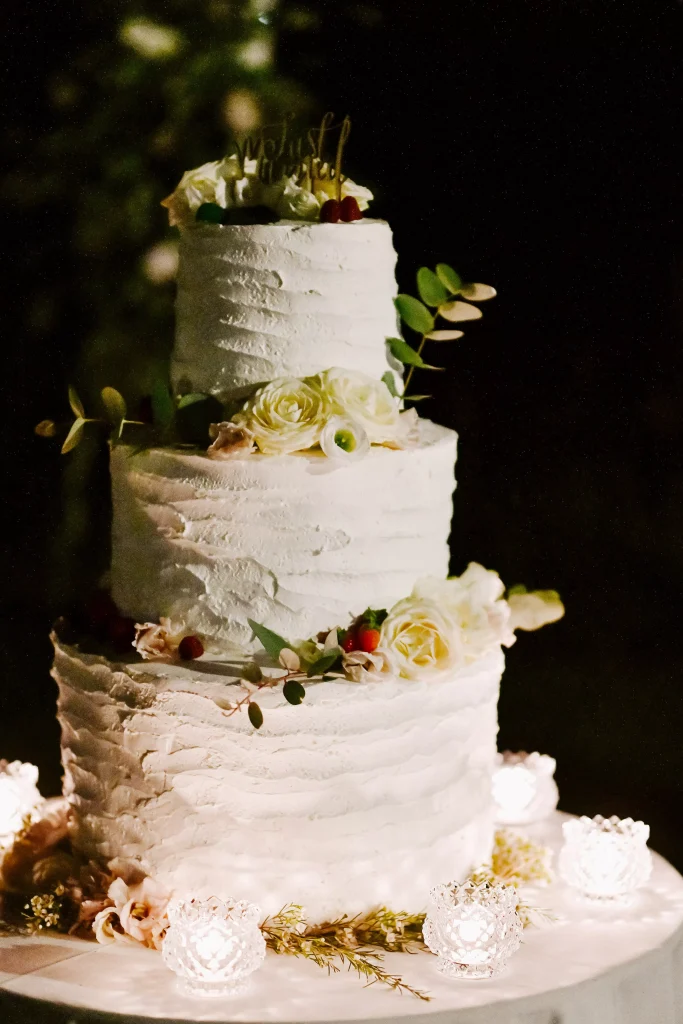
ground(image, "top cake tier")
xmin=171 ymin=220 xmax=400 ymax=401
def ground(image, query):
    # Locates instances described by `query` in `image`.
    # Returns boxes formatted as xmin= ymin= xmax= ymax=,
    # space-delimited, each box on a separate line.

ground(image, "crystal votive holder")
xmin=162 ymin=897 xmax=266 ymax=997
xmin=559 ymin=815 xmax=652 ymax=903
xmin=492 ymin=751 xmax=559 ymax=826
xmin=423 ymin=879 xmax=523 ymax=979
xmin=0 ymin=760 xmax=44 ymax=848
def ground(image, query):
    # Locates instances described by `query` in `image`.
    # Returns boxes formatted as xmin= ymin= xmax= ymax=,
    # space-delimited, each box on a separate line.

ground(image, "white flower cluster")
xmin=225 ymin=367 xmax=417 ymax=460
xmin=162 ymin=155 xmax=373 ymax=227
xmin=379 ymin=564 xmax=516 ymax=681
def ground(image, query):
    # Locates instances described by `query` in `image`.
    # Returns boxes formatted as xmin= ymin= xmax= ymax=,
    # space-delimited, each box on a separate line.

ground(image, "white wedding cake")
xmin=52 ymin=122 xmax=560 ymax=922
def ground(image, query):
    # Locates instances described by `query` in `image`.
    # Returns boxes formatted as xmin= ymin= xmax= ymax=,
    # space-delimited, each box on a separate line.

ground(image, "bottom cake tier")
xmin=53 ymin=637 xmax=503 ymax=920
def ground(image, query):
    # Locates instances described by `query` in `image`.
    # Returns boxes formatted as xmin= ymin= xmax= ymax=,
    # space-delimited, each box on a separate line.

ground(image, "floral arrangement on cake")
xmin=162 ymin=113 xmax=372 ymax=226
xmin=113 ymin=563 xmax=563 ymax=730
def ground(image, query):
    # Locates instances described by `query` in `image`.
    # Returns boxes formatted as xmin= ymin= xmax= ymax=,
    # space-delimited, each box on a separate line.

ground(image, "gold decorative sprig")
xmin=260 ymin=904 xmax=431 ymax=1001
xmin=23 ymin=883 xmax=71 ymax=935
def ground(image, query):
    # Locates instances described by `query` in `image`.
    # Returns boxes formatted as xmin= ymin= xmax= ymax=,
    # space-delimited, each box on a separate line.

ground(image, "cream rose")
xmin=342 ymin=647 xmax=397 ymax=683
xmin=508 ymin=590 xmax=565 ymax=631
xmin=412 ymin=563 xmax=515 ymax=660
xmin=161 ymin=159 xmax=231 ymax=227
xmin=315 ymin=367 xmax=401 ymax=444
xmin=234 ymin=377 xmax=325 ymax=455
xmin=380 ymin=597 xmax=463 ymax=680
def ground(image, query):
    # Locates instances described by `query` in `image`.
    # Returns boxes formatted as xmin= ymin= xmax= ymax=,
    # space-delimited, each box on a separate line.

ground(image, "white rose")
xmin=508 ymin=590 xmax=565 ymax=631
xmin=274 ymin=176 xmax=320 ymax=221
xmin=315 ymin=367 xmax=401 ymax=444
xmin=413 ymin=564 xmax=515 ymax=660
xmin=161 ymin=160 xmax=229 ymax=227
xmin=380 ymin=597 xmax=464 ymax=680
xmin=234 ymin=377 xmax=325 ymax=455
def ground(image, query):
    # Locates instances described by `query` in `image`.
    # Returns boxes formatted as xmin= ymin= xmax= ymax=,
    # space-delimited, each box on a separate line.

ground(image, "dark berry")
xmin=195 ymin=202 xmax=224 ymax=224
xmin=342 ymin=630 xmax=357 ymax=653
xmin=178 ymin=635 xmax=205 ymax=660
xmin=320 ymin=199 xmax=342 ymax=223
xmin=340 ymin=196 xmax=362 ymax=222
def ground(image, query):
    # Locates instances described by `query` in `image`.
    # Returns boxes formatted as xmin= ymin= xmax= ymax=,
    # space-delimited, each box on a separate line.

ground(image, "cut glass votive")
xmin=423 ymin=879 xmax=523 ymax=979
xmin=162 ymin=897 xmax=266 ymax=997
xmin=0 ymin=760 xmax=44 ymax=848
xmin=492 ymin=751 xmax=559 ymax=825
xmin=559 ymin=815 xmax=652 ymax=902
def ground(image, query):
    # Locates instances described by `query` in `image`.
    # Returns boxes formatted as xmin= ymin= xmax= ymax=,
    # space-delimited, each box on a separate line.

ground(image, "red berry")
xmin=342 ymin=630 xmax=357 ymax=653
xmin=178 ymin=635 xmax=204 ymax=660
xmin=340 ymin=196 xmax=362 ymax=222
xmin=107 ymin=616 xmax=137 ymax=653
xmin=357 ymin=625 xmax=381 ymax=653
xmin=320 ymin=199 xmax=341 ymax=223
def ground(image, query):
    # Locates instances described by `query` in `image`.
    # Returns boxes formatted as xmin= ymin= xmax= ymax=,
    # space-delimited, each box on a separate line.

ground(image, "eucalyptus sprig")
xmin=387 ymin=264 xmax=496 ymax=402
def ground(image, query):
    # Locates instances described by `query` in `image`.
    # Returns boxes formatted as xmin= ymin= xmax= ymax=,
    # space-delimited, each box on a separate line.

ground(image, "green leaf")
xmin=101 ymin=387 xmax=127 ymax=423
xmin=425 ymin=329 xmax=465 ymax=341
xmin=416 ymin=267 xmax=449 ymax=307
xmin=435 ymin=264 xmax=463 ymax=294
xmin=247 ymin=619 xmax=291 ymax=661
xmin=61 ymin=417 xmax=86 ymax=454
xmin=248 ymin=702 xmax=264 ymax=729
xmin=394 ymin=295 xmax=434 ymax=335
xmin=283 ymin=679 xmax=306 ymax=705
xmin=151 ymin=381 xmax=175 ymax=430
xmin=388 ymin=338 xmax=442 ymax=371
xmin=68 ymin=386 xmax=85 ymax=419
xmin=402 ymin=394 xmax=432 ymax=402
xmin=177 ymin=392 xmax=210 ymax=409
xmin=307 ymin=649 xmax=342 ymax=677
xmin=381 ymin=370 xmax=399 ymax=398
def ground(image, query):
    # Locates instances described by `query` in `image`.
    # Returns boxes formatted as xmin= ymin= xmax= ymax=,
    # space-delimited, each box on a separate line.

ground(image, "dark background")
xmin=2 ymin=0 xmax=683 ymax=872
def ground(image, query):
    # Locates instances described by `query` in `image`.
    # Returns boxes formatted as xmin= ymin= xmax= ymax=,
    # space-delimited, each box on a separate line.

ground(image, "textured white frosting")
xmin=171 ymin=220 xmax=401 ymax=401
xmin=110 ymin=420 xmax=457 ymax=651
xmin=54 ymin=637 xmax=502 ymax=919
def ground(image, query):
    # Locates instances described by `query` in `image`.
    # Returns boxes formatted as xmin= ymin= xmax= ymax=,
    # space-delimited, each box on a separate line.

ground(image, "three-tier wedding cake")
xmin=51 ymin=117 xmax=561 ymax=922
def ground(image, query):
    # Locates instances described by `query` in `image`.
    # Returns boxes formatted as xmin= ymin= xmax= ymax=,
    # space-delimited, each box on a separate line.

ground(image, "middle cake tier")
xmin=110 ymin=420 xmax=457 ymax=650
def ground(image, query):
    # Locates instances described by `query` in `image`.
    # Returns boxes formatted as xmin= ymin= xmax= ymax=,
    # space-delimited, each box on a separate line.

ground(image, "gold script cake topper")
xmin=232 ymin=112 xmax=352 ymax=199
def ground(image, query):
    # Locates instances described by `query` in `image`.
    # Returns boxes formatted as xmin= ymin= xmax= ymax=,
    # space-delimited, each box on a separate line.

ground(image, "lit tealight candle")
xmin=0 ymin=761 xmax=44 ymax=848
xmin=559 ymin=815 xmax=652 ymax=902
xmin=492 ymin=751 xmax=559 ymax=825
xmin=162 ymin=897 xmax=266 ymax=997
xmin=423 ymin=879 xmax=523 ymax=979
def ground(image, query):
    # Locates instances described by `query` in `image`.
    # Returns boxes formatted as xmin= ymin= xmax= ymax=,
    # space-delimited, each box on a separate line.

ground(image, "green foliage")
xmin=283 ymin=679 xmax=306 ymax=705
xmin=61 ymin=418 xmax=87 ymax=454
xmin=68 ymin=386 xmax=85 ymax=419
xmin=381 ymin=370 xmax=399 ymax=397
xmin=151 ymin=380 xmax=175 ymax=430
xmin=388 ymin=337 xmax=441 ymax=371
xmin=435 ymin=263 xmax=463 ymax=293
xmin=306 ymin=650 xmax=342 ymax=677
xmin=416 ymin=267 xmax=448 ymax=307
xmin=195 ymin=202 xmax=224 ymax=223
xmin=248 ymin=702 xmax=264 ymax=729
xmin=101 ymin=386 xmax=127 ymax=424
xmin=247 ymin=619 xmax=290 ymax=660
xmin=394 ymin=295 xmax=434 ymax=335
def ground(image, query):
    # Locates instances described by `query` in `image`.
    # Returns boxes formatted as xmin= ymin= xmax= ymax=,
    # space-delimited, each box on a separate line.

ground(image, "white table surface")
xmin=1 ymin=814 xmax=682 ymax=1024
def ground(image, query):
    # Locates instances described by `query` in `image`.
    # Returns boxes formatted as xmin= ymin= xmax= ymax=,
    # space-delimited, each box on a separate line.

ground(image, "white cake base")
xmin=2 ymin=815 xmax=682 ymax=1024
xmin=53 ymin=638 xmax=502 ymax=920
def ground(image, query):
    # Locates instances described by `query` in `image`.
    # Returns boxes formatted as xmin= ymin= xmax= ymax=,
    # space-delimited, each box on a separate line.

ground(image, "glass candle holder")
xmin=162 ymin=897 xmax=266 ymax=997
xmin=559 ymin=815 xmax=652 ymax=902
xmin=423 ymin=879 xmax=523 ymax=979
xmin=0 ymin=761 xmax=44 ymax=848
xmin=492 ymin=751 xmax=559 ymax=826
